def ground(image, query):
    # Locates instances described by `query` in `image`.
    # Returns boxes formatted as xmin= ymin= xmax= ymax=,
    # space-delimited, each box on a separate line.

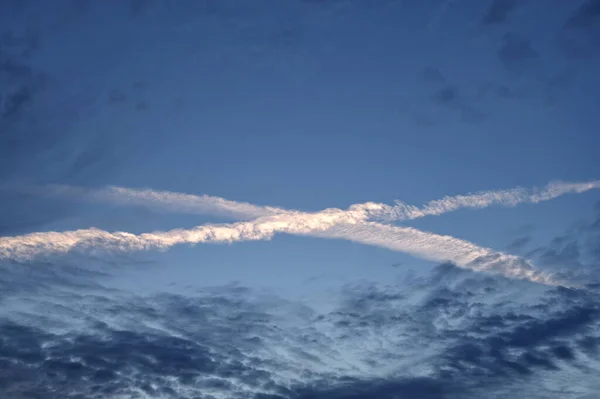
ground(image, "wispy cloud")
xmin=384 ymin=180 xmax=600 ymax=221
xmin=1 ymin=262 xmax=595 ymax=398
xmin=315 ymin=222 xmax=557 ymax=285
xmin=3 ymin=179 xmax=596 ymax=285
xmin=0 ymin=202 xmax=559 ymax=285
xmin=29 ymin=180 xmax=600 ymax=222
xmin=24 ymin=184 xmax=285 ymax=220
xmin=0 ymin=203 xmax=388 ymax=261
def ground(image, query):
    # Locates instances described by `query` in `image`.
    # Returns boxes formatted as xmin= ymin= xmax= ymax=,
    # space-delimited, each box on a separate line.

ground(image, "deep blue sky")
xmin=1 ymin=1 xmax=600 ymax=398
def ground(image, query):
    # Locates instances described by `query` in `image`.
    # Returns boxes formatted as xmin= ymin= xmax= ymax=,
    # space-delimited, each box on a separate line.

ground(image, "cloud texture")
xmin=4 ymin=179 xmax=598 ymax=285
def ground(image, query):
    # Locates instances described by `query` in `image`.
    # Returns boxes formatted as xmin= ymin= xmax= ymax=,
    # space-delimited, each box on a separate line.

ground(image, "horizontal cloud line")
xmin=23 ymin=184 xmax=284 ymax=220
xmin=28 ymin=180 xmax=600 ymax=223
xmin=4 ymin=179 xmax=592 ymax=286
xmin=314 ymin=223 xmax=558 ymax=285
xmin=0 ymin=201 xmax=559 ymax=286
xmin=384 ymin=180 xmax=600 ymax=221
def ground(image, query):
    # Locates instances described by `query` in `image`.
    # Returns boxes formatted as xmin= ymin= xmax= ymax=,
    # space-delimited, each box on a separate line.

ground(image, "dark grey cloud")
xmin=0 ymin=10 xmax=145 ymax=234
xmin=0 ymin=288 xmax=287 ymax=398
xmin=0 ymin=320 xmax=262 ymax=398
xmin=107 ymin=89 xmax=127 ymax=105
xmin=481 ymin=0 xmax=519 ymax=26
xmin=294 ymin=377 xmax=464 ymax=399
xmin=1 ymin=28 xmax=40 ymax=58
xmin=135 ymin=100 xmax=148 ymax=111
xmin=1 ymin=251 xmax=599 ymax=398
xmin=430 ymin=84 xmax=487 ymax=124
xmin=0 ymin=56 xmax=44 ymax=124
xmin=130 ymin=0 xmax=151 ymax=17
xmin=558 ymin=0 xmax=600 ymax=59
xmin=407 ymin=67 xmax=490 ymax=127
xmin=493 ymin=83 xmax=526 ymax=99
xmin=432 ymin=85 xmax=459 ymax=105
xmin=566 ymin=0 xmax=600 ymax=29
xmin=2 ymin=201 xmax=598 ymax=399
xmin=0 ymin=27 xmax=73 ymax=233
xmin=541 ymin=67 xmax=578 ymax=106
xmin=475 ymin=81 xmax=532 ymax=103
xmin=528 ymin=207 xmax=600 ymax=282
xmin=498 ymin=33 xmax=539 ymax=74
xmin=315 ymin=261 xmax=600 ymax=397
xmin=421 ymin=66 xmax=446 ymax=84
xmin=506 ymin=236 xmax=531 ymax=252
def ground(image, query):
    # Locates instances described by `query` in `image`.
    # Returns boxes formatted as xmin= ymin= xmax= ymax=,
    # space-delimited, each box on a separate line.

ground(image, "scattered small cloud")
xmin=107 ymin=89 xmax=127 ymax=104
xmin=494 ymin=83 xmax=527 ymax=99
xmin=558 ymin=0 xmax=600 ymax=59
xmin=132 ymin=80 xmax=146 ymax=91
xmin=1 ymin=85 xmax=33 ymax=118
xmin=481 ymin=0 xmax=519 ymax=26
xmin=528 ymin=208 xmax=600 ymax=283
xmin=430 ymin=84 xmax=488 ymax=124
xmin=135 ymin=101 xmax=148 ymax=111
xmin=498 ymin=33 xmax=539 ymax=74
xmin=506 ymin=236 xmax=531 ymax=252
xmin=421 ymin=66 xmax=446 ymax=84
xmin=1 ymin=214 xmax=599 ymax=398
xmin=565 ymin=0 xmax=600 ymax=29
xmin=411 ymin=112 xmax=435 ymax=128
xmin=432 ymin=85 xmax=459 ymax=105
xmin=130 ymin=0 xmax=151 ymax=18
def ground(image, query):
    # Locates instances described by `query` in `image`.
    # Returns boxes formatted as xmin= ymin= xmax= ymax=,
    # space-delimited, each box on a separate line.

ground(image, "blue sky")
xmin=1 ymin=1 xmax=600 ymax=398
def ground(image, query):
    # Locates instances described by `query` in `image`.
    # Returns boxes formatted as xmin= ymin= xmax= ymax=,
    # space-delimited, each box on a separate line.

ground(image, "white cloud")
xmin=0 ymin=199 xmax=559 ymax=285
xmin=31 ymin=180 xmax=600 ymax=222
xmin=4 ymin=179 xmax=596 ymax=285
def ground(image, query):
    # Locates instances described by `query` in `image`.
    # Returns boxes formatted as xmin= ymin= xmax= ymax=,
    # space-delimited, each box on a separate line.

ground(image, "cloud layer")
xmin=1 ymin=258 xmax=598 ymax=398
xmin=3 ymin=179 xmax=598 ymax=286
xmin=28 ymin=179 xmax=600 ymax=222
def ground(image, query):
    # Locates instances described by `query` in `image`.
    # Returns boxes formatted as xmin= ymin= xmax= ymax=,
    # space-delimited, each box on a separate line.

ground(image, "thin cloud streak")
xmin=0 ymin=202 xmax=558 ymax=285
xmin=314 ymin=223 xmax=558 ymax=285
xmin=24 ymin=184 xmax=284 ymax=220
xmin=3 ymin=179 xmax=594 ymax=285
xmin=383 ymin=180 xmax=600 ymax=221
xmin=28 ymin=180 xmax=600 ymax=223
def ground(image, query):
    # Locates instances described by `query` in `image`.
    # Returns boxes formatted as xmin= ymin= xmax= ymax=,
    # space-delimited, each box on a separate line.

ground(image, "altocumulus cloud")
xmin=1 ymin=211 xmax=600 ymax=399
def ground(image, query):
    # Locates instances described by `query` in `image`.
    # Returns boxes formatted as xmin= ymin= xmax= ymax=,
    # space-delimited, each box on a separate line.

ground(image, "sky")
xmin=0 ymin=0 xmax=600 ymax=398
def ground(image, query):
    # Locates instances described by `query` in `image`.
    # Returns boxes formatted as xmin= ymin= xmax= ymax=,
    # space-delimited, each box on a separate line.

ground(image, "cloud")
xmin=498 ymin=33 xmax=539 ymax=74
xmin=381 ymin=180 xmax=600 ymax=222
xmin=316 ymin=222 xmax=556 ymax=285
xmin=30 ymin=184 xmax=287 ymax=220
xmin=4 ymin=179 xmax=599 ymax=284
xmin=294 ymin=377 xmax=462 ymax=399
xmin=426 ymin=0 xmax=458 ymax=32
xmin=0 ymin=16 xmax=134 ymax=235
xmin=505 ymin=236 xmax=531 ymax=252
xmin=392 ymin=266 xmax=600 ymax=396
xmin=0 ymin=290 xmax=292 ymax=398
xmin=527 ymin=206 xmax=600 ymax=283
xmin=421 ymin=66 xmax=446 ymax=84
xmin=0 ymin=206 xmax=558 ymax=285
xmin=1 ymin=242 xmax=599 ymax=399
xmin=428 ymin=82 xmax=488 ymax=124
xmin=565 ymin=0 xmax=600 ymax=29
xmin=432 ymin=85 xmax=460 ymax=105
xmin=480 ymin=0 xmax=518 ymax=25
xmin=107 ymin=89 xmax=127 ymax=105
xmin=559 ymin=0 xmax=600 ymax=58
xmin=30 ymin=179 xmax=600 ymax=223
xmin=0 ymin=184 xmax=568 ymax=285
